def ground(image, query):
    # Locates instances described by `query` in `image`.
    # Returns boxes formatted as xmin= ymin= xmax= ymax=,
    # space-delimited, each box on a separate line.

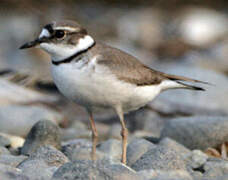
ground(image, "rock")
xmin=27 ymin=145 xmax=69 ymax=167
xmin=0 ymin=147 xmax=10 ymax=155
xmin=187 ymin=150 xmax=208 ymax=169
xmin=137 ymin=169 xmax=193 ymax=180
xmin=97 ymin=139 xmax=122 ymax=161
xmin=127 ymin=138 xmax=156 ymax=166
xmin=52 ymin=160 xmax=141 ymax=180
xmin=159 ymin=138 xmax=191 ymax=158
xmin=0 ymin=134 xmax=10 ymax=147
xmin=21 ymin=120 xmax=61 ymax=155
xmin=0 ymin=163 xmax=28 ymax=180
xmin=0 ymin=105 xmax=62 ymax=137
xmin=0 ymin=154 xmax=27 ymax=167
xmin=160 ymin=116 xmax=228 ymax=150
xmin=202 ymin=158 xmax=228 ymax=179
xmin=62 ymin=139 xmax=106 ymax=161
xmin=62 ymin=139 xmax=92 ymax=160
xmin=131 ymin=140 xmax=187 ymax=171
xmin=17 ymin=159 xmax=53 ymax=180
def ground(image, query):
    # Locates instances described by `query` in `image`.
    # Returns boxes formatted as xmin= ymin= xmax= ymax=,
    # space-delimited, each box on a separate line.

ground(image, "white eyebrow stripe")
xmin=54 ymin=26 xmax=78 ymax=32
xmin=39 ymin=28 xmax=50 ymax=38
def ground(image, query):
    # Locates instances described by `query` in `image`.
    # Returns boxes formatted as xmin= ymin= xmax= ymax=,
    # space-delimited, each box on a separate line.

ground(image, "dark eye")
xmin=55 ymin=30 xmax=65 ymax=39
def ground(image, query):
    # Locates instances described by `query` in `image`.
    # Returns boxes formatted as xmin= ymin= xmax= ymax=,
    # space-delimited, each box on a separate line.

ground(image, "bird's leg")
xmin=88 ymin=111 xmax=98 ymax=161
xmin=116 ymin=107 xmax=128 ymax=164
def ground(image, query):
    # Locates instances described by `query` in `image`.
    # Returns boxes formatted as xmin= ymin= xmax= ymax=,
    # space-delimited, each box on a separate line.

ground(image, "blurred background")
xmin=0 ymin=0 xmax=228 ymax=145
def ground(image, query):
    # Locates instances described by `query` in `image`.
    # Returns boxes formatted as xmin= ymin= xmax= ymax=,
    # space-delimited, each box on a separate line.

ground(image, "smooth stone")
xmin=97 ymin=139 xmax=122 ymax=161
xmin=52 ymin=160 xmax=141 ymax=180
xmin=137 ymin=169 xmax=193 ymax=180
xmin=187 ymin=150 xmax=208 ymax=169
xmin=131 ymin=140 xmax=187 ymax=171
xmin=127 ymin=138 xmax=156 ymax=166
xmin=160 ymin=116 xmax=228 ymax=150
xmin=159 ymin=138 xmax=191 ymax=156
xmin=27 ymin=145 xmax=69 ymax=167
xmin=61 ymin=139 xmax=92 ymax=160
xmin=202 ymin=158 xmax=228 ymax=179
xmin=0 ymin=163 xmax=27 ymax=180
xmin=0 ymin=105 xmax=62 ymax=137
xmin=21 ymin=120 xmax=61 ymax=155
xmin=0 ymin=154 xmax=27 ymax=167
xmin=17 ymin=159 xmax=53 ymax=180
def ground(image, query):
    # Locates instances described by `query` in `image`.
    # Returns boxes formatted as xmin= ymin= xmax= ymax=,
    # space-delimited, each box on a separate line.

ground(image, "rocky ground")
xmin=0 ymin=1 xmax=228 ymax=180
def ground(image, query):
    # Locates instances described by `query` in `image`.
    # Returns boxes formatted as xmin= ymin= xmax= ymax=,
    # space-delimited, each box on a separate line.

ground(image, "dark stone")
xmin=52 ymin=160 xmax=141 ymax=180
xmin=21 ymin=120 xmax=61 ymax=155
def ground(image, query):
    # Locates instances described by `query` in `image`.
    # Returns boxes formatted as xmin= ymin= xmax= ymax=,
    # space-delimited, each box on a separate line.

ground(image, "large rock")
xmin=137 ymin=169 xmax=193 ymax=180
xmin=97 ymin=139 xmax=122 ymax=162
xmin=21 ymin=120 xmax=61 ymax=155
xmin=0 ymin=163 xmax=28 ymax=180
xmin=0 ymin=154 xmax=27 ymax=167
xmin=26 ymin=145 xmax=69 ymax=167
xmin=202 ymin=158 xmax=228 ymax=180
xmin=127 ymin=138 xmax=156 ymax=166
xmin=161 ymin=116 xmax=228 ymax=150
xmin=17 ymin=159 xmax=53 ymax=180
xmin=52 ymin=160 xmax=141 ymax=180
xmin=0 ymin=105 xmax=62 ymax=137
xmin=61 ymin=139 xmax=92 ymax=161
xmin=131 ymin=140 xmax=187 ymax=171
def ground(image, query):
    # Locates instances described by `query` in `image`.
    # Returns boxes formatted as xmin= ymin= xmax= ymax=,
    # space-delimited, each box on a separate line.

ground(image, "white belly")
xmin=51 ymin=59 xmax=163 ymax=112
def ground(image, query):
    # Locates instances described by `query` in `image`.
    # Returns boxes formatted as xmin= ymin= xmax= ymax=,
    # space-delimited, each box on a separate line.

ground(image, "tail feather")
xmin=162 ymin=73 xmax=210 ymax=85
xmin=176 ymin=81 xmax=205 ymax=91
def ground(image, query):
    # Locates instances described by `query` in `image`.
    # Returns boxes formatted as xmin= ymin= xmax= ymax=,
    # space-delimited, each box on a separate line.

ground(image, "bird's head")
xmin=20 ymin=20 xmax=95 ymax=62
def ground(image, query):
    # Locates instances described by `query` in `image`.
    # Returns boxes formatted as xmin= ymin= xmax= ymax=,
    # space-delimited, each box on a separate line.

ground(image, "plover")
xmin=20 ymin=20 xmax=207 ymax=164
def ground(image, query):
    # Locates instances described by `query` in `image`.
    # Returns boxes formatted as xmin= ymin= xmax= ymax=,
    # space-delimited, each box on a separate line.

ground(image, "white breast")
xmin=51 ymin=57 xmax=167 ymax=112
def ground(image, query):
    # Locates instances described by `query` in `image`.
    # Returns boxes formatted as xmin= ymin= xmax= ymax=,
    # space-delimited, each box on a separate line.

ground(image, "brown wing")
xmin=94 ymin=43 xmax=165 ymax=86
xmin=92 ymin=42 xmax=208 ymax=86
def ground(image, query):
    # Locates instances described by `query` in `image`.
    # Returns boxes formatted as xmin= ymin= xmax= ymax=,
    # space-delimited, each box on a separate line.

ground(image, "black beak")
xmin=19 ymin=38 xmax=46 ymax=50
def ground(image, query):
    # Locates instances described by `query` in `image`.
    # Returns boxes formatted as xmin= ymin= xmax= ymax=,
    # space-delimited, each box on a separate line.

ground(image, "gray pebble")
xmin=127 ymin=138 xmax=156 ymax=166
xmin=52 ymin=159 xmax=141 ymax=180
xmin=21 ymin=120 xmax=61 ymax=155
xmin=17 ymin=159 xmax=53 ymax=180
xmin=202 ymin=158 xmax=228 ymax=179
xmin=0 ymin=154 xmax=27 ymax=167
xmin=97 ymin=139 xmax=122 ymax=161
xmin=161 ymin=116 xmax=228 ymax=150
xmin=137 ymin=169 xmax=193 ymax=180
xmin=131 ymin=141 xmax=187 ymax=171
xmin=27 ymin=145 xmax=69 ymax=167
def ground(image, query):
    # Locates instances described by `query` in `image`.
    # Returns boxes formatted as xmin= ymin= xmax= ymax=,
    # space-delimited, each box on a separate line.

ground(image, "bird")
xmin=20 ymin=20 xmax=207 ymax=164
